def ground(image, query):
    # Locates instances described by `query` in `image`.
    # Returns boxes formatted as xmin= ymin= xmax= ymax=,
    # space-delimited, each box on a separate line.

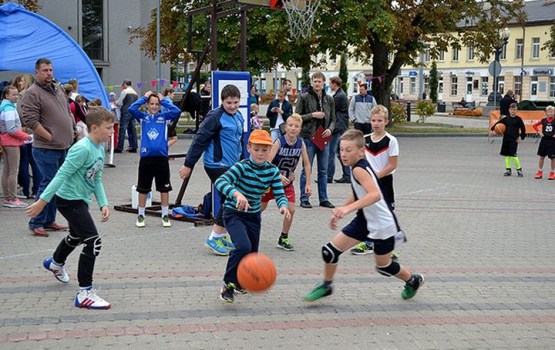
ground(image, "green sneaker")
xmin=390 ymin=251 xmax=400 ymax=262
xmin=350 ymin=241 xmax=373 ymax=255
xmin=401 ymin=273 xmax=424 ymax=300
xmin=303 ymin=283 xmax=333 ymax=302
xmin=220 ymin=282 xmax=236 ymax=303
xmin=277 ymin=236 xmax=294 ymax=251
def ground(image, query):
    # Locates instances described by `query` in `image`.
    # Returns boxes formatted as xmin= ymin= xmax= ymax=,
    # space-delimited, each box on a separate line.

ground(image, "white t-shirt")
xmin=364 ymin=132 xmax=399 ymax=174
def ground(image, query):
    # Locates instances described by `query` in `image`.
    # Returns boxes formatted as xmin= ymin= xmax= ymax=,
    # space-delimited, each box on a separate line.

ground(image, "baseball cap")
xmin=248 ymin=129 xmax=273 ymax=146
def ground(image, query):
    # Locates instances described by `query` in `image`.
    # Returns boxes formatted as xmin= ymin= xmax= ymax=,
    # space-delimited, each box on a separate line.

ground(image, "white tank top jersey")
xmin=350 ymin=159 xmax=399 ymax=240
xmin=364 ymin=132 xmax=399 ymax=174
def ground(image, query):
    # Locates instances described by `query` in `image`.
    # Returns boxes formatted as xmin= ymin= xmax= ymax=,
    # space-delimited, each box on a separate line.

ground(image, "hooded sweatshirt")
xmin=0 ymin=99 xmax=30 ymax=147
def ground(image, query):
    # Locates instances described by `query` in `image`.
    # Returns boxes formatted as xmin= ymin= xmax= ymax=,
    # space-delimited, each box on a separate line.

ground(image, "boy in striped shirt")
xmin=215 ymin=130 xmax=290 ymax=303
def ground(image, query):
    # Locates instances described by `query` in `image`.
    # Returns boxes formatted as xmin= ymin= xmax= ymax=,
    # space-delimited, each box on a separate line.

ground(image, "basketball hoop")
xmin=282 ymin=0 xmax=321 ymax=40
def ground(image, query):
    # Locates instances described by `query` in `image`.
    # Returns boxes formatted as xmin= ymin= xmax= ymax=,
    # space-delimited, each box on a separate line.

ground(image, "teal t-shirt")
xmin=40 ymin=136 xmax=108 ymax=209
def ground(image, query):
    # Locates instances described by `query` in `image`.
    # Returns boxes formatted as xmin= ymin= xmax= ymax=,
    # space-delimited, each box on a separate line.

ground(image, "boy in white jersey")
xmin=261 ymin=114 xmax=312 ymax=250
xmin=351 ymin=105 xmax=399 ymax=255
xmin=26 ymin=108 xmax=114 ymax=309
xmin=304 ymin=129 xmax=423 ymax=302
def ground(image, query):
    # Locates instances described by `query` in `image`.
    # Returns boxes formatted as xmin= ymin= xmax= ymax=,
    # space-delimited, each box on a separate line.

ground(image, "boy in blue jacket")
xmin=130 ymin=91 xmax=181 ymax=228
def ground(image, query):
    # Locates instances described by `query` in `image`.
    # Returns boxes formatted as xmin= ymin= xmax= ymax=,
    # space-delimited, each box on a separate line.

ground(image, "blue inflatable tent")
xmin=0 ymin=3 xmax=109 ymax=107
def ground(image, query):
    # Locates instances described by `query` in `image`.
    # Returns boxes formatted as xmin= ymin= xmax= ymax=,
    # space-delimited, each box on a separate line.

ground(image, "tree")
xmin=429 ymin=61 xmax=438 ymax=104
xmin=134 ymin=0 xmax=524 ymax=106
xmin=544 ymin=25 xmax=555 ymax=58
xmin=0 ymin=0 xmax=40 ymax=11
xmin=339 ymin=53 xmax=348 ymax=92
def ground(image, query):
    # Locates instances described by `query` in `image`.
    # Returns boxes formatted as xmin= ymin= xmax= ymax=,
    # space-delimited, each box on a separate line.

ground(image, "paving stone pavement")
xmin=1 ymin=136 xmax=554 ymax=349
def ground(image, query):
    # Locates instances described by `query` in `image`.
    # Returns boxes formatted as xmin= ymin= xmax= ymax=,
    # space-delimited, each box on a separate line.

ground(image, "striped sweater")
xmin=215 ymin=158 xmax=288 ymax=213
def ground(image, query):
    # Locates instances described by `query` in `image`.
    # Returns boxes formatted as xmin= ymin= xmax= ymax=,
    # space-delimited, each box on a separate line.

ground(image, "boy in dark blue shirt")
xmin=129 ymin=91 xmax=181 ymax=228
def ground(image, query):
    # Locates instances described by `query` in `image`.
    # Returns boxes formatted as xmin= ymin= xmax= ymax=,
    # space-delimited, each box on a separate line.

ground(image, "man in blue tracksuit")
xmin=179 ymin=85 xmax=244 ymax=256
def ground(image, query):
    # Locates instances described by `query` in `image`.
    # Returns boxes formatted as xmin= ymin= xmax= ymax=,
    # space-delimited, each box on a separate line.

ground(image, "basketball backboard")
xmin=237 ymin=0 xmax=271 ymax=7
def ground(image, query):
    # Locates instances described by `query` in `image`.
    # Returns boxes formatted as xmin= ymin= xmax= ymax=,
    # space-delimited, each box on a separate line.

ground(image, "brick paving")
xmin=1 ymin=136 xmax=554 ymax=349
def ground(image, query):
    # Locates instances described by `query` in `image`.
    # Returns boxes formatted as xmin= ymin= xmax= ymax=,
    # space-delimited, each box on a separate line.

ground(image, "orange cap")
xmin=248 ymin=129 xmax=273 ymax=146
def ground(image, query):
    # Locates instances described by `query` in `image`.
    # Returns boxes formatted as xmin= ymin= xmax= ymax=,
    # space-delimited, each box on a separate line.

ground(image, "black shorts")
xmin=537 ymin=137 xmax=555 ymax=159
xmin=378 ymin=174 xmax=395 ymax=210
xmin=168 ymin=125 xmax=177 ymax=138
xmin=500 ymin=138 xmax=518 ymax=157
xmin=342 ymin=214 xmax=397 ymax=255
xmin=137 ymin=156 xmax=172 ymax=193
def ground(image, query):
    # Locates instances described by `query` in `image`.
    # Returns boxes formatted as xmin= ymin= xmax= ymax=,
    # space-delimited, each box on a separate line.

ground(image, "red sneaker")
xmin=535 ymin=170 xmax=543 ymax=179
xmin=549 ymin=172 xmax=555 ymax=181
xmin=44 ymin=222 xmax=68 ymax=231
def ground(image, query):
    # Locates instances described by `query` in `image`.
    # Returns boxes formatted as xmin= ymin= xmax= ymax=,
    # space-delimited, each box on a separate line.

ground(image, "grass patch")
xmin=389 ymin=122 xmax=486 ymax=134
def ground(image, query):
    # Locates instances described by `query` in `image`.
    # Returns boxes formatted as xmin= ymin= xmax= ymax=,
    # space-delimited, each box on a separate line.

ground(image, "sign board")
xmin=409 ymin=71 xmax=418 ymax=77
xmin=488 ymin=61 xmax=502 ymax=77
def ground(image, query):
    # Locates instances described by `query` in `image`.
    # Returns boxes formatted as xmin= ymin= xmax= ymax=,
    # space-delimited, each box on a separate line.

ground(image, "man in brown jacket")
xmin=21 ymin=58 xmax=74 ymax=237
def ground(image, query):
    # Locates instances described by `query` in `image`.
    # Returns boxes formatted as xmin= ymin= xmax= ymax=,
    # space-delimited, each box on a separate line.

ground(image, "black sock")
xmin=280 ymin=233 xmax=288 ymax=238
xmin=324 ymin=280 xmax=333 ymax=288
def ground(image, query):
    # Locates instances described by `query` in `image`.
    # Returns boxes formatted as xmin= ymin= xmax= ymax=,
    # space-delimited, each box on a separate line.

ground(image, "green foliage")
xmin=390 ymin=102 xmax=407 ymax=125
xmin=429 ymin=61 xmax=439 ymax=104
xmin=301 ymin=67 xmax=310 ymax=90
xmin=0 ymin=0 xmax=40 ymax=11
xmin=339 ymin=53 xmax=348 ymax=91
xmin=415 ymin=100 xmax=436 ymax=123
xmin=543 ymin=25 xmax=555 ymax=58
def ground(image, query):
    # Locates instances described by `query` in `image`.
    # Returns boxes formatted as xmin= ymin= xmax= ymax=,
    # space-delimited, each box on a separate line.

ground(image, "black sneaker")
xmin=517 ymin=169 xmax=523 ymax=177
xmin=220 ymin=282 xmax=235 ymax=303
xmin=504 ymin=169 xmax=512 ymax=177
xmin=234 ymin=285 xmax=248 ymax=295
xmin=300 ymin=200 xmax=312 ymax=209
xmin=277 ymin=236 xmax=295 ymax=251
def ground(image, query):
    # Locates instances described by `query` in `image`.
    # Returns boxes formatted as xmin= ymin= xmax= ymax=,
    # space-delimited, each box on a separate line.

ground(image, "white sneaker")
xmin=43 ymin=257 xmax=69 ymax=283
xmin=162 ymin=215 xmax=171 ymax=227
xmin=136 ymin=215 xmax=145 ymax=228
xmin=75 ymin=288 xmax=111 ymax=309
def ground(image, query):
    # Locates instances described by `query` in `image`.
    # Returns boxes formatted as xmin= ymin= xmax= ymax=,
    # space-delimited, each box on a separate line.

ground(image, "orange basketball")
xmin=237 ymin=253 xmax=277 ymax=292
xmin=494 ymin=123 xmax=506 ymax=135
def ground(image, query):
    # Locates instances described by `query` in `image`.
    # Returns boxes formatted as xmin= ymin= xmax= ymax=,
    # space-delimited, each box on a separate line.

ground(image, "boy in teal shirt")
xmin=26 ymin=107 xmax=115 ymax=310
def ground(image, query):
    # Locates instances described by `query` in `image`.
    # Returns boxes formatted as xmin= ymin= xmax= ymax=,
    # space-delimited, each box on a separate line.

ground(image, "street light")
xmin=492 ymin=27 xmax=510 ymax=107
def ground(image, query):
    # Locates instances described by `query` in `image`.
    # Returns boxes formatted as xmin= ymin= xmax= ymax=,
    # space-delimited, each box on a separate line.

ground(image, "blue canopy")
xmin=0 ymin=3 xmax=109 ymax=108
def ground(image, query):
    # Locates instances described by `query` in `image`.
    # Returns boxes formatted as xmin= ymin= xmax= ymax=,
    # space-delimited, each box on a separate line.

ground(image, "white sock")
xmin=161 ymin=206 xmax=169 ymax=216
xmin=209 ymin=231 xmax=227 ymax=240
xmin=138 ymin=207 xmax=145 ymax=216
xmin=79 ymin=286 xmax=92 ymax=291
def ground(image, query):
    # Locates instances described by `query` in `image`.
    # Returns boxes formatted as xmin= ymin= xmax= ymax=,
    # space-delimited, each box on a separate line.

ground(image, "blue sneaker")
xmin=221 ymin=236 xmax=236 ymax=250
xmin=204 ymin=238 xmax=229 ymax=256
xmin=43 ymin=257 xmax=69 ymax=283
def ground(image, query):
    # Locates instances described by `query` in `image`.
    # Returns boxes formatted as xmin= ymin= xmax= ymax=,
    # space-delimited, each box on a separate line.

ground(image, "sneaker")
xmin=220 ymin=282 xmax=236 ymax=303
xmin=277 ymin=236 xmax=295 ymax=251
xmin=234 ymin=285 xmax=248 ymax=295
xmin=303 ymin=283 xmax=333 ymax=302
xmin=205 ymin=238 xmax=229 ymax=256
xmin=161 ymin=215 xmax=171 ymax=227
xmin=136 ymin=215 xmax=145 ymax=228
xmin=504 ymin=169 xmax=512 ymax=177
xmin=549 ymin=172 xmax=555 ymax=181
xmin=517 ymin=169 xmax=523 ymax=177
xmin=401 ymin=273 xmax=425 ymax=300
xmin=75 ymin=288 xmax=111 ymax=309
xmin=43 ymin=257 xmax=69 ymax=283
xmin=390 ymin=251 xmax=400 ymax=262
xmin=350 ymin=242 xmax=373 ymax=255
xmin=535 ymin=170 xmax=543 ymax=179
xmin=3 ymin=199 xmax=27 ymax=208
xmin=221 ymin=236 xmax=236 ymax=250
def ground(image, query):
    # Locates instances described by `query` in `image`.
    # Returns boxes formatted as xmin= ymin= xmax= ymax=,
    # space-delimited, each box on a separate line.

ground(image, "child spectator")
xmin=179 ymin=85 xmax=244 ymax=256
xmin=129 ymin=91 xmax=181 ymax=228
xmin=215 ymin=129 xmax=290 ymax=303
xmin=303 ymin=129 xmax=424 ymax=302
xmin=261 ymin=114 xmax=311 ymax=251
xmin=250 ymin=103 xmax=264 ymax=130
xmin=26 ymin=107 xmax=115 ymax=309
xmin=0 ymin=85 xmax=32 ymax=208
xmin=490 ymin=103 xmax=526 ymax=177
xmin=162 ymin=87 xmax=178 ymax=148
xmin=532 ymin=106 xmax=555 ymax=180
xmin=351 ymin=105 xmax=399 ymax=257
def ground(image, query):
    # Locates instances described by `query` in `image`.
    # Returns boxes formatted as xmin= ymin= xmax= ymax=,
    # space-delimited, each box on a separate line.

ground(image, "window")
xmin=399 ymin=77 xmax=404 ymax=94
xmin=424 ymin=45 xmax=430 ymax=62
xmin=515 ymin=39 xmax=523 ymax=60
xmin=466 ymin=76 xmax=472 ymax=94
xmin=467 ymin=46 xmax=474 ymax=61
xmin=424 ymin=76 xmax=429 ymax=94
xmin=550 ymin=77 xmax=555 ymax=98
xmin=82 ymin=0 xmax=104 ymax=60
xmin=438 ymin=77 xmax=443 ymax=93
xmin=481 ymin=77 xmax=488 ymax=96
xmin=514 ymin=76 xmax=522 ymax=97
xmin=450 ymin=76 xmax=458 ymax=96
xmin=498 ymin=76 xmax=505 ymax=95
xmin=330 ymin=54 xmax=337 ymax=65
xmin=452 ymin=47 xmax=459 ymax=61
xmin=500 ymin=44 xmax=506 ymax=60
xmin=410 ymin=77 xmax=416 ymax=94
xmin=532 ymin=37 xmax=540 ymax=59
xmin=438 ymin=50 xmax=445 ymax=61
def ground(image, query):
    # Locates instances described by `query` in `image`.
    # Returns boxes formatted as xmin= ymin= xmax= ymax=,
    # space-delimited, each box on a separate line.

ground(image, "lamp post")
xmin=492 ymin=27 xmax=510 ymax=107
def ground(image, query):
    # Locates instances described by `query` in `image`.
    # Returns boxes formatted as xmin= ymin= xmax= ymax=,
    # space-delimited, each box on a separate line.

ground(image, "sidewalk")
xmin=1 ymin=137 xmax=553 ymax=348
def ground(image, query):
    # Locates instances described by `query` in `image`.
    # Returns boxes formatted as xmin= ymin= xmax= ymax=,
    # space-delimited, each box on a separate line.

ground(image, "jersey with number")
xmin=272 ymin=135 xmax=303 ymax=183
xmin=364 ymin=132 xmax=399 ymax=173
xmin=541 ymin=117 xmax=555 ymax=139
